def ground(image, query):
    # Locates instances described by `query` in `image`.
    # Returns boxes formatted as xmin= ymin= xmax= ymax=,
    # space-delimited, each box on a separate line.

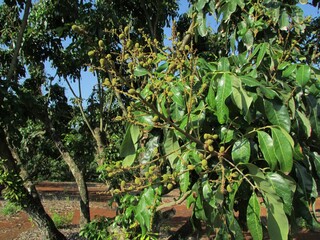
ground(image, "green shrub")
xmin=51 ymin=211 xmax=74 ymax=228
xmin=0 ymin=201 xmax=22 ymax=216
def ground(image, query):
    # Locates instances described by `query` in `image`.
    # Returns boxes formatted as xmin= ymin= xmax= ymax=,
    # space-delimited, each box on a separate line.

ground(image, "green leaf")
xmin=196 ymin=0 xmax=209 ymax=11
xmin=307 ymin=96 xmax=320 ymax=140
xmin=264 ymin=192 xmax=289 ymax=240
xmin=215 ymin=73 xmax=233 ymax=124
xmin=243 ymin=30 xmax=253 ymax=49
xmin=279 ymin=10 xmax=290 ymax=31
xmin=282 ymin=64 xmax=297 ymax=77
xmin=311 ymin=152 xmax=320 ymax=179
xmin=123 ymin=154 xmax=136 ymax=167
xmin=134 ymin=65 xmax=149 ymax=76
xmin=231 ymin=80 xmax=253 ymax=121
xmin=206 ymin=79 xmax=216 ymax=109
xmin=179 ymin=152 xmax=191 ymax=193
xmin=264 ymin=99 xmax=291 ymax=132
xmin=271 ymin=127 xmax=293 ymax=173
xmin=218 ymin=57 xmax=230 ymax=72
xmin=240 ymin=76 xmax=261 ymax=87
xmin=246 ymin=164 xmax=289 ymax=240
xmin=297 ymin=110 xmax=312 ymax=138
xmin=135 ymin=188 xmax=155 ymax=235
xmin=163 ymin=130 xmax=181 ymax=167
xmin=197 ymin=11 xmax=207 ymax=37
xmin=232 ymin=138 xmax=251 ymax=164
xmin=170 ymin=83 xmax=185 ymax=107
xmin=247 ymin=193 xmax=262 ymax=240
xmin=219 ymin=126 xmax=234 ymax=144
xmin=296 ymin=65 xmax=311 ymax=87
xmin=256 ymin=43 xmax=268 ymax=67
xmin=120 ymin=124 xmax=140 ymax=166
xmin=156 ymin=62 xmax=168 ymax=72
xmin=267 ymin=172 xmax=296 ymax=215
xmin=226 ymin=213 xmax=243 ymax=240
xmin=295 ymin=162 xmax=317 ymax=199
xmin=257 ymin=131 xmax=277 ymax=170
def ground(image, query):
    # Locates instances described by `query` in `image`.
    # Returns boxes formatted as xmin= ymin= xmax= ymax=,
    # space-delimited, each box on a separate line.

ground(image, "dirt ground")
xmin=0 ymin=182 xmax=319 ymax=240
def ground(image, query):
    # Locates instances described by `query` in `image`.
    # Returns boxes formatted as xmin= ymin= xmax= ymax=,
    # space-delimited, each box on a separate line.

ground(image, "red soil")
xmin=0 ymin=182 xmax=319 ymax=240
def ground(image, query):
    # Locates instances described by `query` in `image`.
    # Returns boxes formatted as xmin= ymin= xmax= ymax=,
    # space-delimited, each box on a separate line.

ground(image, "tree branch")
xmin=7 ymin=0 xmax=32 ymax=82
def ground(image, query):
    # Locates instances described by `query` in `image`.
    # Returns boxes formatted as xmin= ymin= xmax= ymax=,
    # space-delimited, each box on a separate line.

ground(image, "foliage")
xmin=86 ymin=0 xmax=320 ymax=239
xmin=0 ymin=201 xmax=22 ymax=216
xmin=51 ymin=211 xmax=74 ymax=228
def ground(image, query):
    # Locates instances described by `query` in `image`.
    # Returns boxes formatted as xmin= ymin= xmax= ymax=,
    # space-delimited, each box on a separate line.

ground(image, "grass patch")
xmin=51 ymin=211 xmax=74 ymax=228
xmin=0 ymin=201 xmax=22 ymax=216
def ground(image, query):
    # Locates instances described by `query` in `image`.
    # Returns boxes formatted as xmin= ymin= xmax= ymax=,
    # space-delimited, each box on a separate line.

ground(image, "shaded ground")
xmin=0 ymin=182 xmax=319 ymax=239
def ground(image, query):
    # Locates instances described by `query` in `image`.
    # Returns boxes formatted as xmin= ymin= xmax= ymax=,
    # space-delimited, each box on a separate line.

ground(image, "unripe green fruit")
xmin=71 ymin=25 xmax=80 ymax=32
xmin=184 ymin=45 xmax=190 ymax=51
xmin=135 ymin=178 xmax=141 ymax=185
xmin=88 ymin=50 xmax=95 ymax=57
xmin=108 ymin=173 xmax=113 ymax=177
xmin=126 ymin=40 xmax=133 ymax=49
xmin=119 ymin=33 xmax=125 ymax=40
xmin=104 ymin=78 xmax=111 ymax=87
xmin=106 ymin=166 xmax=112 ymax=172
xmin=204 ymin=133 xmax=210 ymax=140
xmin=135 ymin=43 xmax=140 ymax=48
xmin=115 ymin=161 xmax=121 ymax=168
xmin=128 ymin=88 xmax=136 ymax=95
xmin=168 ymin=92 xmax=174 ymax=97
xmin=100 ymin=58 xmax=107 ymax=67
xmin=167 ymin=183 xmax=173 ymax=190
xmin=205 ymin=139 xmax=213 ymax=145
xmin=208 ymin=145 xmax=214 ymax=152
xmin=219 ymin=146 xmax=225 ymax=153
xmin=124 ymin=53 xmax=130 ymax=60
xmin=152 ymin=115 xmax=159 ymax=122
xmin=227 ymin=185 xmax=232 ymax=193
xmin=212 ymin=134 xmax=219 ymax=140
xmin=201 ymin=159 xmax=208 ymax=167
xmin=120 ymin=180 xmax=126 ymax=188
xmin=231 ymin=172 xmax=239 ymax=178
xmin=106 ymin=54 xmax=112 ymax=60
xmin=162 ymin=174 xmax=169 ymax=182
xmin=98 ymin=40 xmax=105 ymax=48
xmin=124 ymin=26 xmax=130 ymax=34
xmin=187 ymin=165 xmax=195 ymax=171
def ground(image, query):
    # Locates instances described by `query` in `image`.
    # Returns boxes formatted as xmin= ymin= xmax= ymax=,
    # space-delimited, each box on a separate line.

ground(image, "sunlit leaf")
xmin=215 ymin=73 xmax=233 ymax=124
xmin=264 ymin=99 xmax=291 ymax=132
xmin=257 ymin=131 xmax=277 ymax=170
xmin=164 ymin=130 xmax=181 ymax=167
xmin=247 ymin=193 xmax=262 ymax=240
xmin=296 ymin=65 xmax=311 ymax=87
xmin=232 ymin=138 xmax=251 ymax=164
xmin=134 ymin=65 xmax=149 ymax=76
xmin=271 ymin=127 xmax=293 ymax=173
xmin=279 ymin=10 xmax=289 ymax=31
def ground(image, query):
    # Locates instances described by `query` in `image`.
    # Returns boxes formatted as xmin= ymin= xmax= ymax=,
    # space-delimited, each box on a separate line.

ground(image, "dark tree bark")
xmin=0 ymin=129 xmax=66 ymax=240
xmin=46 ymin=123 xmax=90 ymax=227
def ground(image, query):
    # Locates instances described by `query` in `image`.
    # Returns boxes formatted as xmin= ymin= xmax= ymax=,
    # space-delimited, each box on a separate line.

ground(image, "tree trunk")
xmin=0 ymin=129 xmax=66 ymax=240
xmin=59 ymin=150 xmax=91 ymax=227
xmin=46 ymin=124 xmax=90 ymax=227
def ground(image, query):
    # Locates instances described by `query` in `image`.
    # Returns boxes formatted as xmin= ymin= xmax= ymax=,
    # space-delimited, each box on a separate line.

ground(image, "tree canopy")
xmin=0 ymin=0 xmax=319 ymax=239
